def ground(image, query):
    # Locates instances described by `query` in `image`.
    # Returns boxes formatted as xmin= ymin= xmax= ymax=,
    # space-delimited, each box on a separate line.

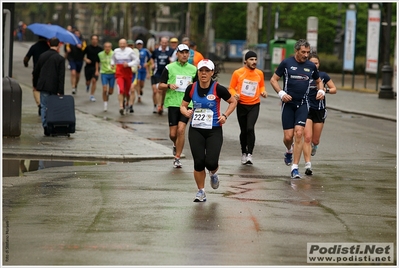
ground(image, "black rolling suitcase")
xmin=46 ymin=95 xmax=76 ymax=137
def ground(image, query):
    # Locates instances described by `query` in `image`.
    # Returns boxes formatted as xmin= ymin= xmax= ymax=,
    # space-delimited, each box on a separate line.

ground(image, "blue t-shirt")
xmin=275 ymin=56 xmax=320 ymax=106
xmin=308 ymin=71 xmax=330 ymax=110
xmin=138 ymin=48 xmax=151 ymax=73
xmin=151 ymin=46 xmax=174 ymax=77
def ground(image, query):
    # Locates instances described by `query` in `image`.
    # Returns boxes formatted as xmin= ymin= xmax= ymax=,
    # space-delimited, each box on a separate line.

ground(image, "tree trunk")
xmin=46 ymin=4 xmax=55 ymax=24
xmin=188 ymin=3 xmax=199 ymax=42
xmin=246 ymin=3 xmax=258 ymax=47
xmin=59 ymin=3 xmax=67 ymax=28
xmin=203 ymin=3 xmax=212 ymax=57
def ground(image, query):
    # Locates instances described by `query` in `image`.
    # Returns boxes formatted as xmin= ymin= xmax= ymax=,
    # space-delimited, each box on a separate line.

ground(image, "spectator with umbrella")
xmin=23 ymin=35 xmax=50 ymax=116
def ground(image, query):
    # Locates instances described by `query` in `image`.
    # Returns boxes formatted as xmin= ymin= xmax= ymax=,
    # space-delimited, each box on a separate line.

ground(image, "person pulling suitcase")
xmin=32 ymin=37 xmax=65 ymax=136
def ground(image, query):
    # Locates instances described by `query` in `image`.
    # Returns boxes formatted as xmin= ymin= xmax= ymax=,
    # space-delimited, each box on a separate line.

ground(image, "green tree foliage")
xmin=14 ymin=2 xmax=396 ymax=57
xmin=211 ymin=2 xmax=396 ymax=56
xmin=212 ymin=3 xmax=247 ymax=40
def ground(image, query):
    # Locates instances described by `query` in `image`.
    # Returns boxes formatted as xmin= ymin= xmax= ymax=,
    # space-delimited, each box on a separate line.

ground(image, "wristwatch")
xmin=326 ymin=88 xmax=330 ymax=93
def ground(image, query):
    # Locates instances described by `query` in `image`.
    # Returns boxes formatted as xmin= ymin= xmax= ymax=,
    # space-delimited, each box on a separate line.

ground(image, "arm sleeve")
xmin=160 ymin=67 xmax=169 ymax=83
xmin=110 ymin=53 xmax=115 ymax=65
xmin=228 ymin=71 xmax=238 ymax=95
xmin=322 ymin=72 xmax=331 ymax=85
xmin=216 ymin=84 xmax=232 ymax=101
xmin=258 ymin=70 xmax=266 ymax=92
xmin=32 ymin=58 xmax=42 ymax=87
xmin=128 ymin=51 xmax=140 ymax=67
xmin=312 ymin=68 xmax=320 ymax=80
xmin=274 ymin=60 xmax=286 ymax=77
xmin=183 ymin=84 xmax=194 ymax=103
xmin=95 ymin=50 xmax=101 ymax=63
xmin=25 ymin=47 xmax=33 ymax=59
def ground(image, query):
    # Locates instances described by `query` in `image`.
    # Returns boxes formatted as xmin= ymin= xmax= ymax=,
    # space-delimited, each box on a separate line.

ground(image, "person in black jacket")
xmin=23 ymin=35 xmax=50 ymax=116
xmin=33 ymin=37 xmax=65 ymax=136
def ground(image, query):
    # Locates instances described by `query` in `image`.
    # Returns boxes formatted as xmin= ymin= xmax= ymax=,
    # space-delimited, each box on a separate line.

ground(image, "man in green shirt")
xmin=98 ymin=42 xmax=116 ymax=112
xmin=159 ymin=44 xmax=197 ymax=168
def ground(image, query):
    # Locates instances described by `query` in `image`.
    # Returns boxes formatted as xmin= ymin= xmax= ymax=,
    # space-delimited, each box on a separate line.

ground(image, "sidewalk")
xmin=2 ymin=84 xmax=173 ymax=162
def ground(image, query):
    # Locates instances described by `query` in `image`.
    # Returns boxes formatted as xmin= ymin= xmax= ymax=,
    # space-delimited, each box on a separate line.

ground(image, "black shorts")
xmin=151 ymin=75 xmax=160 ymax=85
xmin=307 ymin=108 xmax=327 ymax=123
xmin=85 ymin=66 xmax=99 ymax=82
xmin=168 ymin=106 xmax=190 ymax=126
xmin=281 ymin=102 xmax=309 ymax=130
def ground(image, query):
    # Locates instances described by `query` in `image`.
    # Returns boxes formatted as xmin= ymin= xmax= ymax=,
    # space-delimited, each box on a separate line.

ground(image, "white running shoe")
xmin=246 ymin=154 xmax=253 ymax=165
xmin=104 ymin=102 xmax=108 ymax=112
xmin=311 ymin=144 xmax=318 ymax=156
xmin=194 ymin=189 xmax=206 ymax=202
xmin=241 ymin=153 xmax=247 ymax=165
xmin=209 ymin=172 xmax=219 ymax=189
xmin=173 ymin=158 xmax=182 ymax=168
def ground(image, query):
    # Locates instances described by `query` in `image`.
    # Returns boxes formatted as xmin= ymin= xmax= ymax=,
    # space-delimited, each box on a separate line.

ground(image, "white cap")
xmin=177 ymin=44 xmax=189 ymax=52
xmin=197 ymin=59 xmax=215 ymax=71
xmin=135 ymin=39 xmax=144 ymax=45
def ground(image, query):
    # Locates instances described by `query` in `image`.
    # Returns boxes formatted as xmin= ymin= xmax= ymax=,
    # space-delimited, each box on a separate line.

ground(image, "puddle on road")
xmin=2 ymin=159 xmax=107 ymax=177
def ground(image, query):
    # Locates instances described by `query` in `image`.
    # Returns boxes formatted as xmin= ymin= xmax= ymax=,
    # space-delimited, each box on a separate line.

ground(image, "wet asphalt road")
xmin=2 ymin=41 xmax=397 ymax=266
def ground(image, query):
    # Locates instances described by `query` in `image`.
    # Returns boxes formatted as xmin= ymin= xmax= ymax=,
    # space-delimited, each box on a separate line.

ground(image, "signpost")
xmin=365 ymin=7 xmax=381 ymax=91
xmin=306 ymin=16 xmax=318 ymax=53
xmin=342 ymin=6 xmax=357 ymax=89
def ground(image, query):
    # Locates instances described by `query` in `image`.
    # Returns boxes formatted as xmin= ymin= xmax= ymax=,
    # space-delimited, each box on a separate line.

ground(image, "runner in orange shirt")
xmin=228 ymin=50 xmax=267 ymax=165
xmin=190 ymin=41 xmax=204 ymax=67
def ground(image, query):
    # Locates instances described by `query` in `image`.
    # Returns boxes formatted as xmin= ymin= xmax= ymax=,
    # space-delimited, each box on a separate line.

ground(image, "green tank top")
xmin=164 ymin=61 xmax=197 ymax=108
xmin=98 ymin=50 xmax=115 ymax=74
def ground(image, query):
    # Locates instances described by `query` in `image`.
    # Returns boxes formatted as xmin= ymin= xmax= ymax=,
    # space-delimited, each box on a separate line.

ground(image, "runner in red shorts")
xmin=111 ymin=39 xmax=140 ymax=115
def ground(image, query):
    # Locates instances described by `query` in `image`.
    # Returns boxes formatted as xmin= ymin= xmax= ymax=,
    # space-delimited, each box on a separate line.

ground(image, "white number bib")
xmin=175 ymin=75 xmax=192 ymax=92
xmin=191 ymin=108 xmax=213 ymax=129
xmin=241 ymin=79 xmax=258 ymax=97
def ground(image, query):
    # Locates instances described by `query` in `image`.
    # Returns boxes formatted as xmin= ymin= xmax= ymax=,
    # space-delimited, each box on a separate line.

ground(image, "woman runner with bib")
xmin=180 ymin=59 xmax=236 ymax=202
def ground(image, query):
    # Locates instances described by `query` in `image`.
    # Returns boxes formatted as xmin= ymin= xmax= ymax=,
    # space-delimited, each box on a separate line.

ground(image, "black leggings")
xmin=236 ymin=103 xmax=260 ymax=155
xmin=189 ymin=126 xmax=223 ymax=172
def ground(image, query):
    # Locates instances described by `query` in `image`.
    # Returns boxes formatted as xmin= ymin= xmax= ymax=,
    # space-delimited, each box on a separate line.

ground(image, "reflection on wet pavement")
xmin=2 ymin=159 xmax=107 ymax=177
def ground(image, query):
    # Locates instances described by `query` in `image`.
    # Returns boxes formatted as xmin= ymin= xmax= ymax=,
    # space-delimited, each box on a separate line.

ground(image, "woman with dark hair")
xmin=180 ymin=59 xmax=236 ymax=202
xmin=303 ymin=53 xmax=337 ymax=175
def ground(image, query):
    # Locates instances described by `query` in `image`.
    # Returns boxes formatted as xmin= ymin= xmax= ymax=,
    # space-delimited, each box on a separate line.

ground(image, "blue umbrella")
xmin=27 ymin=23 xmax=81 ymax=45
